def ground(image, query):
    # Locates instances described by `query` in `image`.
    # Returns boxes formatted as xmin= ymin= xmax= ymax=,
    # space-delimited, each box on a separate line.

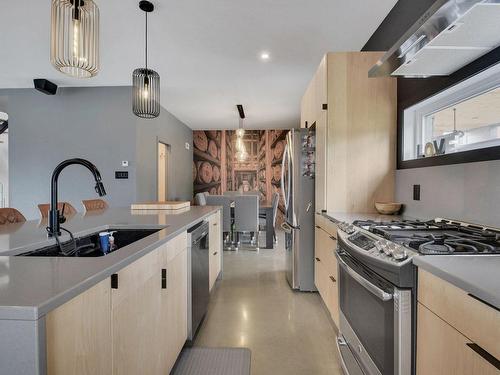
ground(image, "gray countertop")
xmin=0 ymin=206 xmax=220 ymax=321
xmin=320 ymin=211 xmax=500 ymax=310
xmin=413 ymin=255 xmax=500 ymax=309
xmin=320 ymin=211 xmax=411 ymax=224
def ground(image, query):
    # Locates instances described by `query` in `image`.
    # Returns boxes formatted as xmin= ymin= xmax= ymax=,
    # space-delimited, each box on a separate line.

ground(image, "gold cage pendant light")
xmin=51 ymin=0 xmax=100 ymax=78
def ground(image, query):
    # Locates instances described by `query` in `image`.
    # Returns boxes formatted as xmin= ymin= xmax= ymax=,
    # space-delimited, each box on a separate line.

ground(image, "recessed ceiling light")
xmin=260 ymin=52 xmax=270 ymax=61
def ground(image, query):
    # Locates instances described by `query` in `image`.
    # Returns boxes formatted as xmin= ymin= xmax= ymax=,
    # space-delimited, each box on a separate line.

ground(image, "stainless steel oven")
xmin=336 ymin=234 xmax=412 ymax=375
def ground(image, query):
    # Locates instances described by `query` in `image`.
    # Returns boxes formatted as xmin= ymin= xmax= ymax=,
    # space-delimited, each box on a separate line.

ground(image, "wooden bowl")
xmin=375 ymin=202 xmax=402 ymax=215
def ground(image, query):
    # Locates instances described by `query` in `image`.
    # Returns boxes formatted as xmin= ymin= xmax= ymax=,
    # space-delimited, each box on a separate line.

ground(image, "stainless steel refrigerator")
xmin=281 ymin=129 xmax=316 ymax=291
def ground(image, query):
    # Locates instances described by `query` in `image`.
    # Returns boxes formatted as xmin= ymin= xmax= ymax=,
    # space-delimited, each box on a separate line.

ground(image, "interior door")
xmin=157 ymin=142 xmax=169 ymax=201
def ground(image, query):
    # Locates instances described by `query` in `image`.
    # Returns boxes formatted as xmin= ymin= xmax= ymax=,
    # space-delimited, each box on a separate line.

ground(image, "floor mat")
xmin=172 ymin=347 xmax=251 ymax=375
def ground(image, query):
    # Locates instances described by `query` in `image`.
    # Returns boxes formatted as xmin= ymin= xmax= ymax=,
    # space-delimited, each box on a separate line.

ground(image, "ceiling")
xmin=0 ymin=0 xmax=397 ymax=129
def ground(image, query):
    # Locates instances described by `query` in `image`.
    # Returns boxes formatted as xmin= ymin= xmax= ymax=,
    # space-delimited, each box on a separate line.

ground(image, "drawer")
xmin=418 ymin=269 xmax=500 ymax=359
xmin=315 ymin=214 xmax=338 ymax=238
xmin=315 ymin=226 xmax=338 ymax=279
xmin=417 ymin=303 xmax=499 ymax=375
xmin=165 ymin=231 xmax=188 ymax=263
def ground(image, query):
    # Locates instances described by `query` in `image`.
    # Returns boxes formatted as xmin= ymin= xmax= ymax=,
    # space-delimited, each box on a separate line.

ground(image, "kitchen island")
xmin=0 ymin=206 xmax=222 ymax=375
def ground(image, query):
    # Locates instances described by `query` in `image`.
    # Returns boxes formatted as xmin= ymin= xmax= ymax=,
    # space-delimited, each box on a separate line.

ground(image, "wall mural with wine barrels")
xmin=193 ymin=129 xmax=290 ymax=223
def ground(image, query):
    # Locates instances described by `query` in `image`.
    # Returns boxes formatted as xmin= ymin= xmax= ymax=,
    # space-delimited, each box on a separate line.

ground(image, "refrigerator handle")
xmin=281 ymin=145 xmax=290 ymax=212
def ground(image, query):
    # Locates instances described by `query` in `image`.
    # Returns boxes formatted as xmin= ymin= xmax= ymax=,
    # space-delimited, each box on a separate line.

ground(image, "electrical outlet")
xmin=185 ymin=142 xmax=190 ymax=150
xmin=121 ymin=160 xmax=129 ymax=167
xmin=413 ymin=184 xmax=421 ymax=201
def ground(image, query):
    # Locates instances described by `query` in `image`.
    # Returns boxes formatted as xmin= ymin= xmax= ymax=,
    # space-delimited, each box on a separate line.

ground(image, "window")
xmin=402 ymin=63 xmax=500 ymax=165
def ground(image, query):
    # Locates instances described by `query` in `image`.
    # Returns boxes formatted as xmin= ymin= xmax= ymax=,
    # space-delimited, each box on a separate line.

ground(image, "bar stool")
xmin=0 ymin=208 xmax=26 ymax=225
xmin=82 ymin=199 xmax=108 ymax=212
xmin=37 ymin=202 xmax=77 ymax=219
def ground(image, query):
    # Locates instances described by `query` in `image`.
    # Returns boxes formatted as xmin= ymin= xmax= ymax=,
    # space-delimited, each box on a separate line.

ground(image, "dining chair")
xmin=194 ymin=192 xmax=207 ymax=206
xmin=0 ymin=208 xmax=26 ymax=225
xmin=234 ymin=195 xmax=259 ymax=250
xmin=206 ymin=195 xmax=233 ymax=249
xmin=37 ymin=202 xmax=77 ymax=219
xmin=82 ymin=199 xmax=108 ymax=212
xmin=260 ymin=192 xmax=279 ymax=243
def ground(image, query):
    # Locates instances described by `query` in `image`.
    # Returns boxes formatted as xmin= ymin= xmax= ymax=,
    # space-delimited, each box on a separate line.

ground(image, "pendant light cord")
xmin=145 ymin=11 xmax=148 ymax=71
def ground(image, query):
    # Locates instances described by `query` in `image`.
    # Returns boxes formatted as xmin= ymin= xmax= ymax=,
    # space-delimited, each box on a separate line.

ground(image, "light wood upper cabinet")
xmin=209 ymin=211 xmax=222 ymax=291
xmin=302 ymin=52 xmax=397 ymax=213
xmin=46 ymin=279 xmax=112 ymax=375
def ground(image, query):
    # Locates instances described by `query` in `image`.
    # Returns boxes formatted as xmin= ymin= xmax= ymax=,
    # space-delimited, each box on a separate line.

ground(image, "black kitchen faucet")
xmin=48 ymin=158 xmax=106 ymax=237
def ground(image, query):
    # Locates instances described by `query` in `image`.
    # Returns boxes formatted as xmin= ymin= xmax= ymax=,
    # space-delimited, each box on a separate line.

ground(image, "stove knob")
xmin=384 ymin=244 xmax=395 ymax=257
xmin=393 ymin=248 xmax=408 ymax=261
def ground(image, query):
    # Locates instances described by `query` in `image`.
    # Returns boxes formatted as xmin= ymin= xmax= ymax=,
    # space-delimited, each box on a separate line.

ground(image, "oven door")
xmin=336 ymin=248 xmax=411 ymax=375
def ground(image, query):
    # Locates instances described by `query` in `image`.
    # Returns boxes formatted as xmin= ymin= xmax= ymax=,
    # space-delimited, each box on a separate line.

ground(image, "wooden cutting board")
xmin=131 ymin=201 xmax=191 ymax=210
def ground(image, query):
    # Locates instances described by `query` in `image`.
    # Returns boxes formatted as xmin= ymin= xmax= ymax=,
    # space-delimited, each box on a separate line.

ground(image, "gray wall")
xmin=396 ymin=161 xmax=500 ymax=227
xmin=0 ymin=86 xmax=192 ymax=220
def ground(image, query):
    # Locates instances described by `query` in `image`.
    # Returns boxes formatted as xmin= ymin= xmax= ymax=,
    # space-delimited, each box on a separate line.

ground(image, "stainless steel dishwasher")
xmin=186 ymin=220 xmax=210 ymax=343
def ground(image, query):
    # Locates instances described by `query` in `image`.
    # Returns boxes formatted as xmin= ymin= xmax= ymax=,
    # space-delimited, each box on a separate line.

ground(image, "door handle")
xmin=315 ymin=225 xmax=321 ymax=229
xmin=161 ymin=269 xmax=167 ymax=289
xmin=465 ymin=343 xmax=500 ymax=370
xmin=336 ymin=252 xmax=392 ymax=301
xmin=329 ymin=276 xmax=336 ymax=283
xmin=315 ymin=257 xmax=321 ymax=262
xmin=330 ymin=236 xmax=337 ymax=240
xmin=213 ymin=251 xmax=218 ymax=256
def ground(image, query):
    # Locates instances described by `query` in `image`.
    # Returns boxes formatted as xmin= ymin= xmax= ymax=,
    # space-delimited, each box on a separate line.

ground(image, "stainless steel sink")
xmin=17 ymin=228 xmax=163 ymax=257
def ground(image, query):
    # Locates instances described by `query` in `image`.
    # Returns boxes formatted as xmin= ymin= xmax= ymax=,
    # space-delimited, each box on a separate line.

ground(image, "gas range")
xmin=335 ymin=218 xmax=500 ymax=288
xmin=352 ymin=219 xmax=500 ymax=256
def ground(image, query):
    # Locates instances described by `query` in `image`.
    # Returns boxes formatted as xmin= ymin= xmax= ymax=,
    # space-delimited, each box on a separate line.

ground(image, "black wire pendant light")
xmin=133 ymin=1 xmax=160 ymax=118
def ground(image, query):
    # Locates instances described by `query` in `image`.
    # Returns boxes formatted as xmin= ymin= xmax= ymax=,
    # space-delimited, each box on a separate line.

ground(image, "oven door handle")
xmin=336 ymin=252 xmax=393 ymax=302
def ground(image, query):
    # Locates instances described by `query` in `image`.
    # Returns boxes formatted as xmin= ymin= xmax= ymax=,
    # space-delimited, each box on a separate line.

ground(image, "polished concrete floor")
xmin=195 ymin=232 xmax=343 ymax=375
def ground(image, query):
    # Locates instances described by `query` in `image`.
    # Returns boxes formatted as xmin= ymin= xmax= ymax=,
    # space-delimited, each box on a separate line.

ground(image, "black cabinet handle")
xmin=466 ymin=343 xmax=500 ymax=370
xmin=213 ymin=251 xmax=218 ymax=256
xmin=315 ymin=225 xmax=321 ymax=229
xmin=213 ymin=223 xmax=217 ymax=226
xmin=315 ymin=257 xmax=321 ymax=262
xmin=330 ymin=236 xmax=337 ymax=240
xmin=161 ymin=269 xmax=167 ymax=289
xmin=111 ymin=274 xmax=118 ymax=289
xmin=329 ymin=276 xmax=336 ymax=283
xmin=468 ymin=293 xmax=500 ymax=312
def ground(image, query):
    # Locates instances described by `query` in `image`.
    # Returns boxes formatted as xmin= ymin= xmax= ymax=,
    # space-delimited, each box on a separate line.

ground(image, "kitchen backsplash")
xmin=395 ymin=159 xmax=500 ymax=228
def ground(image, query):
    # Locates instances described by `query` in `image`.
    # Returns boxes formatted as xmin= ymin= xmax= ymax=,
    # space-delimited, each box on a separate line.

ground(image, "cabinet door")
xmin=209 ymin=212 xmax=221 ymax=290
xmin=46 ymin=279 xmax=112 ymax=375
xmin=326 ymin=271 xmax=339 ymax=328
xmin=315 ymin=110 xmax=328 ymax=212
xmin=111 ymin=249 xmax=162 ymax=375
xmin=161 ymin=248 xmax=188 ymax=374
xmin=417 ymin=303 xmax=500 ymax=375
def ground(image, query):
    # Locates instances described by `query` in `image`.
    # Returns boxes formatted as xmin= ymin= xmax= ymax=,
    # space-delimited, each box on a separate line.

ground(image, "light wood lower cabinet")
xmin=314 ymin=220 xmax=339 ymax=328
xmin=417 ymin=303 xmax=499 ymax=375
xmin=161 ymin=246 xmax=188 ymax=374
xmin=46 ymin=279 xmax=112 ymax=375
xmin=417 ymin=269 xmax=500 ymax=375
xmin=209 ymin=211 xmax=222 ymax=291
xmin=46 ymin=231 xmax=189 ymax=375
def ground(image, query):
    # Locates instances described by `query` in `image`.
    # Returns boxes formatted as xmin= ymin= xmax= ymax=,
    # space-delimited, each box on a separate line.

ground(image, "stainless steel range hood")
xmin=369 ymin=0 xmax=500 ymax=78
